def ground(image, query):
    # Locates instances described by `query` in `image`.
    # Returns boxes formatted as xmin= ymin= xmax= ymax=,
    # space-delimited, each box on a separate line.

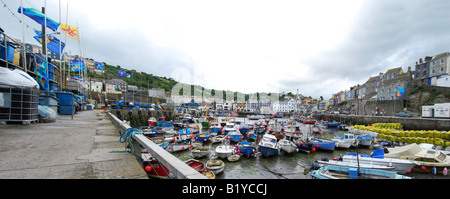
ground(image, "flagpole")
xmin=58 ymin=0 xmax=62 ymax=91
xmin=44 ymin=0 xmax=48 ymax=84
xmin=63 ymin=3 xmax=69 ymax=89
xmin=20 ymin=0 xmax=27 ymax=74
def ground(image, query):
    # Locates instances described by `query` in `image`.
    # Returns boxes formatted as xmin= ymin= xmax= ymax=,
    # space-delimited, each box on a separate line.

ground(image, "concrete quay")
xmin=0 ymin=109 xmax=147 ymax=179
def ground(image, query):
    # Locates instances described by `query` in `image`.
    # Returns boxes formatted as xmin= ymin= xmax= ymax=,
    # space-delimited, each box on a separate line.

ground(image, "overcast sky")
xmin=2 ymin=0 xmax=450 ymax=99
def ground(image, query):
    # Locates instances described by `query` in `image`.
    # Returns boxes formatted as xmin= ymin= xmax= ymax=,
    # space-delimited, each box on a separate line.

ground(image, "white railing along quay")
xmin=107 ymin=111 xmax=207 ymax=179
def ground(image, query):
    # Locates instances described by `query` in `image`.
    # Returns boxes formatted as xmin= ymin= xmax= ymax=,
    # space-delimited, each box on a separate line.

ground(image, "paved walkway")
xmin=0 ymin=109 xmax=147 ymax=179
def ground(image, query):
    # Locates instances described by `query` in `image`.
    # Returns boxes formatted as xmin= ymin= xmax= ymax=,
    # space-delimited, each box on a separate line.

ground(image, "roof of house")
xmin=432 ymin=52 xmax=450 ymax=61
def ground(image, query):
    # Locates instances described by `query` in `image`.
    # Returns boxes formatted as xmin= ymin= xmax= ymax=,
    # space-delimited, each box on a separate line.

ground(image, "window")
xmin=423 ymin=71 xmax=427 ymax=76
xmin=441 ymin=59 xmax=445 ymax=64
xmin=441 ymin=67 xmax=444 ymax=72
xmin=432 ymin=61 xmax=436 ymax=66
xmin=432 ymin=69 xmax=435 ymax=74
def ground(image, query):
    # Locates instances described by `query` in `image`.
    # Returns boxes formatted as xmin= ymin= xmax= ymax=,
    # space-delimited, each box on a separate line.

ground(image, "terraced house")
xmin=429 ymin=52 xmax=450 ymax=86
xmin=377 ymin=67 xmax=412 ymax=101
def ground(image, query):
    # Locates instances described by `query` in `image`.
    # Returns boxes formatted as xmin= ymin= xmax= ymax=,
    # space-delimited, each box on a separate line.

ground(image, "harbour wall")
xmin=313 ymin=114 xmax=450 ymax=131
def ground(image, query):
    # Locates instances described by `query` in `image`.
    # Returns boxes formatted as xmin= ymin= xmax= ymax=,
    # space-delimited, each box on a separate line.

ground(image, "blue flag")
xmin=71 ymin=60 xmax=85 ymax=71
xmin=118 ymin=70 xmax=125 ymax=77
xmin=18 ymin=7 xmax=60 ymax=31
xmin=95 ymin=62 xmax=103 ymax=71
xmin=35 ymin=61 xmax=49 ymax=90
xmin=34 ymin=30 xmax=65 ymax=56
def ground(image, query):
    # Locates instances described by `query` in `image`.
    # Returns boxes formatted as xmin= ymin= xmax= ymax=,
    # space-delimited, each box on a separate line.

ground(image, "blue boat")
xmin=227 ymin=130 xmax=243 ymax=142
xmin=195 ymin=133 xmax=212 ymax=142
xmin=258 ymin=134 xmax=279 ymax=157
xmin=247 ymin=132 xmax=258 ymax=141
xmin=357 ymin=134 xmax=373 ymax=147
xmin=325 ymin=121 xmax=341 ymax=128
xmin=178 ymin=128 xmax=194 ymax=140
xmin=285 ymin=133 xmax=314 ymax=154
xmin=312 ymin=139 xmax=335 ymax=151
xmin=157 ymin=121 xmax=174 ymax=127
xmin=208 ymin=122 xmax=222 ymax=135
xmin=236 ymin=140 xmax=255 ymax=158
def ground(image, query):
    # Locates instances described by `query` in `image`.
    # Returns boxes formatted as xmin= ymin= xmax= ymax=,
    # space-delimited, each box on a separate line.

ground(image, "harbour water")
xmin=144 ymin=117 xmax=450 ymax=179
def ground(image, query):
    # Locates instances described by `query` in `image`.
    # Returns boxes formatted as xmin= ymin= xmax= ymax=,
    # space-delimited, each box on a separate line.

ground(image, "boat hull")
xmin=258 ymin=146 xmax=279 ymax=156
xmin=313 ymin=139 xmax=335 ymax=151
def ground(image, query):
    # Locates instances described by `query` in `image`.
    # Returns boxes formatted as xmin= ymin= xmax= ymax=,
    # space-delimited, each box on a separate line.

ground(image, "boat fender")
xmin=321 ymin=158 xmax=329 ymax=162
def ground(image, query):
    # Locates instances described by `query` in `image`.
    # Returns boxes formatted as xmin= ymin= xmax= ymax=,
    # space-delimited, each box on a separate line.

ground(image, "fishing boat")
xmin=247 ymin=131 xmax=258 ymax=141
xmin=227 ymin=129 xmax=244 ymax=142
xmin=178 ymin=128 xmax=194 ymax=141
xmin=384 ymin=143 xmax=450 ymax=175
xmin=209 ymin=122 xmax=222 ymax=135
xmin=142 ymin=128 xmax=158 ymax=138
xmin=278 ymin=138 xmax=298 ymax=154
xmin=311 ymin=125 xmax=321 ymax=134
xmin=357 ymin=134 xmax=373 ymax=147
xmin=206 ymin=159 xmax=225 ymax=175
xmin=157 ymin=121 xmax=174 ymax=127
xmin=236 ymin=140 xmax=255 ymax=158
xmin=220 ymin=118 xmax=231 ymax=127
xmin=332 ymin=133 xmax=358 ymax=149
xmin=324 ymin=121 xmax=341 ymax=128
xmin=148 ymin=117 xmax=157 ymax=126
xmin=342 ymin=149 xmax=419 ymax=174
xmin=222 ymin=123 xmax=237 ymax=134
xmin=254 ymin=124 xmax=266 ymax=134
xmin=195 ymin=132 xmax=212 ymax=142
xmin=313 ymin=138 xmax=335 ymax=151
xmin=308 ymin=163 xmax=411 ymax=179
xmin=258 ymin=134 xmax=279 ymax=157
xmin=185 ymin=159 xmax=205 ymax=174
xmin=141 ymin=153 xmax=170 ymax=179
xmin=167 ymin=141 xmax=191 ymax=152
xmin=215 ymin=139 xmax=234 ymax=159
xmin=183 ymin=114 xmax=193 ymax=123
xmin=191 ymin=145 xmax=210 ymax=159
xmin=302 ymin=118 xmax=316 ymax=124
xmin=239 ymin=123 xmax=250 ymax=134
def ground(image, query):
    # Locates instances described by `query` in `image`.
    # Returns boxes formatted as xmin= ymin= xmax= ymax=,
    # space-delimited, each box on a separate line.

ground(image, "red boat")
xmin=142 ymin=153 xmax=171 ymax=179
xmin=185 ymin=159 xmax=205 ymax=174
xmin=148 ymin=117 xmax=157 ymax=126
xmin=302 ymin=119 xmax=316 ymax=124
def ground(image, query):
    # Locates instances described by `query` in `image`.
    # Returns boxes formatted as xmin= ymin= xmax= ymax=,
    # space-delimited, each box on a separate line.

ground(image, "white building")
xmin=273 ymin=99 xmax=299 ymax=113
xmin=88 ymin=81 xmax=103 ymax=92
xmin=436 ymin=75 xmax=450 ymax=87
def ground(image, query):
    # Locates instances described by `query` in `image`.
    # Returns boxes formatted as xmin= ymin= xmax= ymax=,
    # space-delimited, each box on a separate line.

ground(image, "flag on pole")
xmin=33 ymin=30 xmax=65 ymax=56
xmin=60 ymin=23 xmax=79 ymax=41
xmin=18 ymin=7 xmax=60 ymax=31
xmin=125 ymin=73 xmax=132 ymax=80
xmin=95 ymin=62 xmax=103 ymax=71
xmin=71 ymin=60 xmax=85 ymax=71
xmin=118 ymin=70 xmax=125 ymax=77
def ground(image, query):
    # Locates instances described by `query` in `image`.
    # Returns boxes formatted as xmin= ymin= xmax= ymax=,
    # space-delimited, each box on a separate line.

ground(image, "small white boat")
xmin=215 ymin=139 xmax=234 ymax=159
xmin=332 ymin=133 xmax=358 ymax=149
xmin=206 ymin=159 xmax=225 ymax=175
xmin=278 ymin=139 xmax=298 ymax=153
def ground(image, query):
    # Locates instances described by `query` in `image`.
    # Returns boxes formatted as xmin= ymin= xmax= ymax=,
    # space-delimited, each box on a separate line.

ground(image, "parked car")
xmin=340 ymin=111 xmax=350 ymax=115
xmin=396 ymin=111 xmax=412 ymax=117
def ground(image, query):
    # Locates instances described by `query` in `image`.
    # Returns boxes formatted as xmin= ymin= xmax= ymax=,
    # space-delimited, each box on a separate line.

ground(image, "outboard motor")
xmin=384 ymin=147 xmax=389 ymax=154
xmin=338 ymin=154 xmax=343 ymax=161
xmin=303 ymin=160 xmax=321 ymax=175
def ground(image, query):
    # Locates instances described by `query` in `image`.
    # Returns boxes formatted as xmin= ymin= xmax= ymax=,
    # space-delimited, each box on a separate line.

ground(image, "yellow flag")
xmin=60 ymin=23 xmax=79 ymax=41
